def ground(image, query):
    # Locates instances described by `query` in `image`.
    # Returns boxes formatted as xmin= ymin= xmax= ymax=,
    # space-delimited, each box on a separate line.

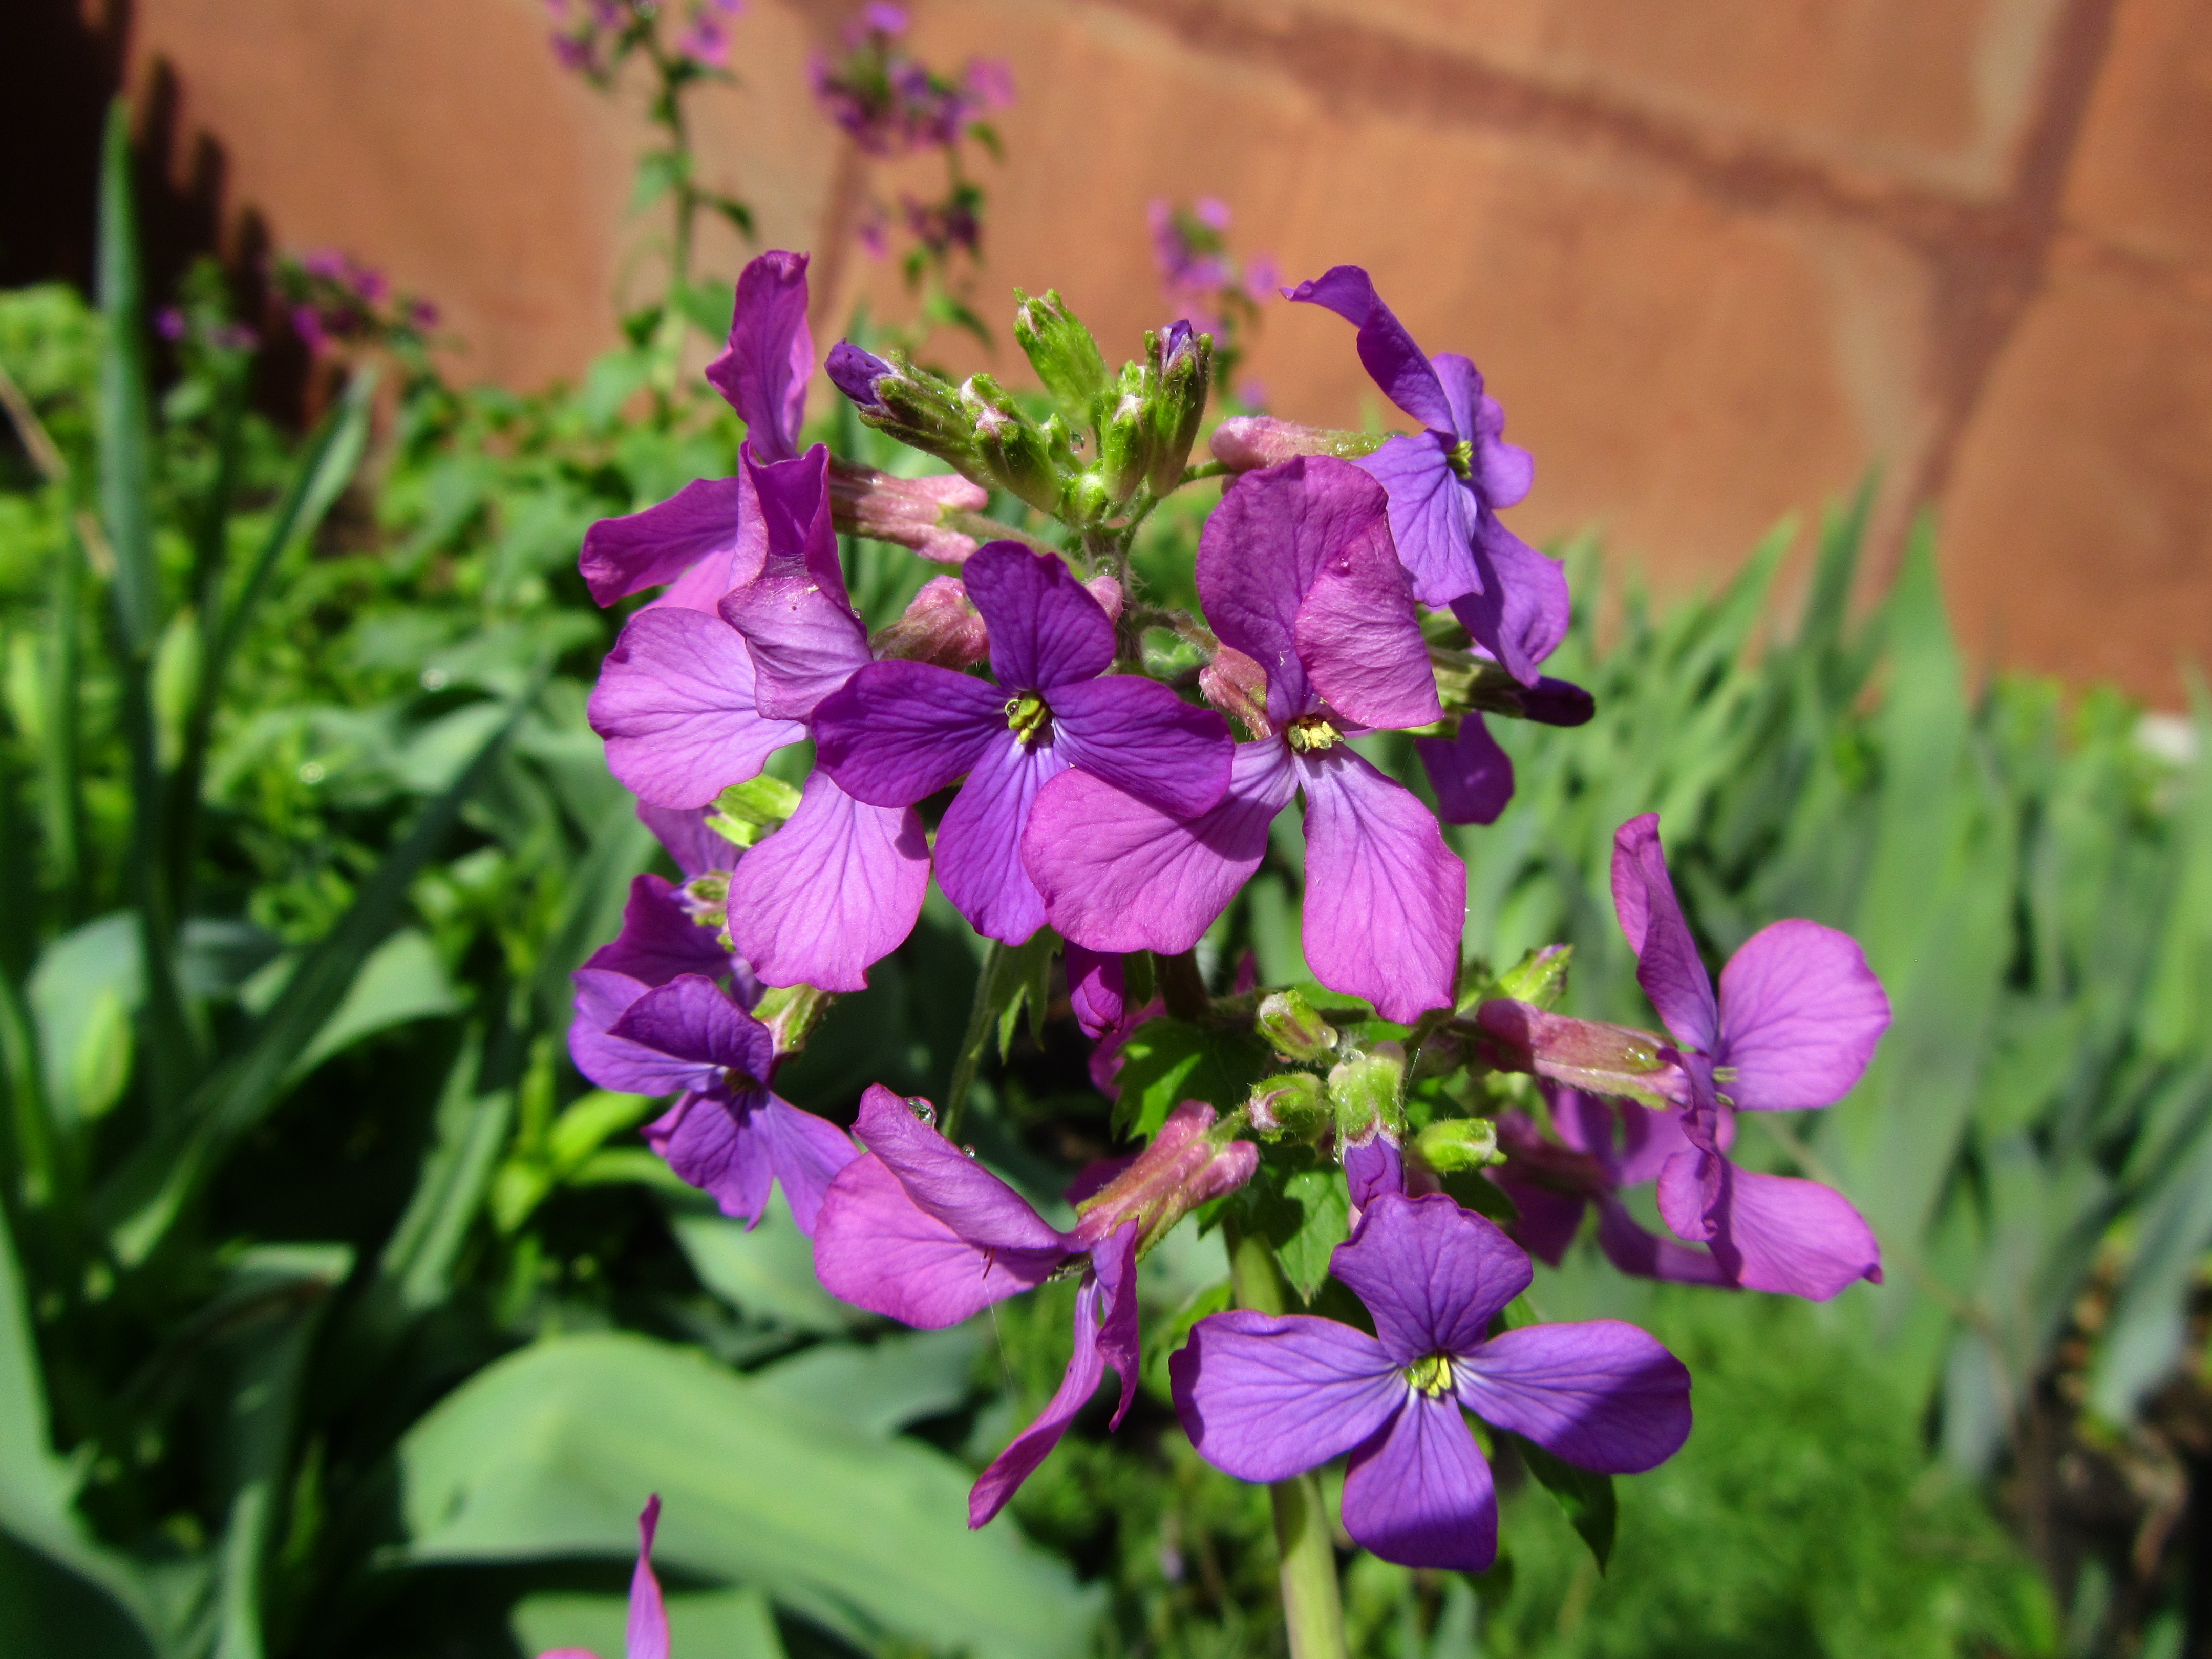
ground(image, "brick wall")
xmin=109 ymin=0 xmax=2212 ymax=704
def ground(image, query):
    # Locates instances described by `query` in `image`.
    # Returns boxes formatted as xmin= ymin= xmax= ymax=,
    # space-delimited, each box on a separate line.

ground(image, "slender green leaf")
xmin=1510 ymin=1433 xmax=1617 ymax=1571
xmin=96 ymin=101 xmax=156 ymax=658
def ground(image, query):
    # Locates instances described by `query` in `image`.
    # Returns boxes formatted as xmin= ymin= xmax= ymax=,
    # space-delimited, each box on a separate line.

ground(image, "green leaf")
xmin=1112 ymin=1017 xmax=1270 ymax=1138
xmin=399 ymin=1331 xmax=1100 ymax=1658
xmin=282 ymin=929 xmax=460 ymax=1082
xmin=751 ymin=1327 xmax=982 ymax=1437
xmin=671 ymin=1193 xmax=864 ymax=1335
xmin=1509 ymin=1433 xmax=1617 ymax=1571
xmin=375 ymin=1032 xmax=509 ymax=1315
xmin=630 ymin=149 xmax=689 ymax=214
xmin=96 ymin=101 xmax=156 ymax=658
xmin=1271 ymin=1168 xmax=1350 ymax=1301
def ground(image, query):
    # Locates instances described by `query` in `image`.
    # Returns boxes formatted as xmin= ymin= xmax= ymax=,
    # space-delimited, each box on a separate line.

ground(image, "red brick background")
xmin=101 ymin=0 xmax=2212 ymax=705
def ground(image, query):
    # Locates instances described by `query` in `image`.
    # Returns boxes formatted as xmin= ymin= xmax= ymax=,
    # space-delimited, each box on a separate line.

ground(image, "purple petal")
xmin=1450 ymin=518 xmax=1570 ymax=686
xmin=1521 ymin=675 xmax=1596 ymax=726
xmin=1283 ymin=266 xmax=1455 ymax=433
xmin=1331 ymin=1193 xmax=1529 ymax=1366
xmin=1065 ymin=943 xmax=1126 ymax=1040
xmin=1344 ymin=1132 xmax=1405 ymax=1224
xmin=1429 ymin=353 xmax=1482 ymax=446
xmin=1341 ymin=1394 xmax=1497 ymax=1573
xmin=704 ymin=249 xmax=812 ymax=461
xmin=1677 ymin=1154 xmax=1883 ymax=1300
xmin=578 ymin=476 xmax=745 ymax=609
xmin=1024 ymin=741 xmax=1297 ymax=955
xmin=967 ymin=1225 xmax=1140 ymax=1528
xmin=1293 ymin=514 xmax=1442 ymax=731
xmin=1049 ymin=675 xmax=1231 ymax=817
xmin=628 ymin=1495 xmax=670 ymax=1659
xmin=1612 ymin=1099 xmax=1697 ymax=1187
xmin=568 ymin=969 xmax=668 ymax=1094
xmin=851 ymin=1085 xmax=1073 ymax=1253
xmin=1415 ymin=715 xmax=1514 ymax=825
xmin=719 ymin=448 xmax=870 ymax=722
xmin=1198 ymin=458 xmax=1395 ymax=727
xmin=1473 ymin=392 xmax=1535 ymax=508
xmin=589 ymin=609 xmax=803 ymax=809
xmin=1168 ymin=1309 xmax=1402 ymax=1482
xmin=646 ymin=1087 xmax=774 ymax=1223
xmin=1610 ymin=814 xmax=1718 ymax=1054
xmin=1455 ymin=1321 xmax=1692 ymax=1472
xmin=1356 ymin=434 xmax=1482 ymax=608
xmin=1295 ymin=749 xmax=1463 ymax=1025
xmin=962 ymin=542 xmax=1114 ymax=692
xmin=757 ymin=1096 xmax=861 ymax=1237
xmin=934 ymin=734 xmax=1068 ymax=944
xmin=813 ymin=1153 xmax=1064 ymax=1326
xmin=812 ymin=660 xmax=1007 ymax=807
xmin=826 ymin=339 xmax=891 ymax=410
xmin=638 ymin=803 xmax=737 ymax=878
xmin=1593 ymin=1198 xmax=1733 ymax=1287
xmin=583 ymin=873 xmax=732 ymax=987
xmin=721 ymin=771 xmax=929 ymax=992
xmin=608 ymin=973 xmax=776 ymax=1079
xmin=1716 ymin=920 xmax=1890 ymax=1110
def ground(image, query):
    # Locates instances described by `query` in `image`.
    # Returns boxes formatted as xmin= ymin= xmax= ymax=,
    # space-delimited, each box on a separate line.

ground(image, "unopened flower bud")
xmin=826 ymin=458 xmax=989 ymax=565
xmin=1146 ymin=322 xmax=1213 ymax=496
xmin=1083 ymin=573 xmax=1124 ymax=622
xmin=1246 ymin=1072 xmax=1327 ymax=1137
xmin=1257 ymin=988 xmax=1336 ymax=1062
xmin=1467 ymin=999 xmax=1687 ymax=1109
xmin=1435 ymin=652 xmax=1597 ymax=729
xmin=1327 ymin=1041 xmax=1405 ymax=1142
xmin=1012 ymin=288 xmax=1110 ymax=422
xmin=1072 ymin=1101 xmax=1257 ymax=1256
xmin=709 ymin=774 xmax=803 ymax=848
xmin=828 ymin=342 xmax=990 ymax=486
xmin=1412 ymin=1117 xmax=1501 ymax=1174
xmin=870 ymin=576 xmax=989 ymax=668
xmin=963 ymin=373 xmax=1075 ymax=518
xmin=1488 ymin=944 xmax=1571 ymax=1011
xmin=1097 ymin=364 xmax=1156 ymax=504
xmin=1209 ymin=415 xmax=1387 ymax=472
xmin=1199 ymin=646 xmax=1272 ymax=738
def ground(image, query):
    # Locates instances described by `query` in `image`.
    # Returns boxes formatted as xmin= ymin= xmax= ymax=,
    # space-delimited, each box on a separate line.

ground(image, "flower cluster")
xmin=546 ymin=0 xmax=742 ymax=79
xmin=565 ymin=248 xmax=1894 ymax=1573
xmin=274 ymin=249 xmax=437 ymax=356
xmin=809 ymin=5 xmax=1011 ymax=158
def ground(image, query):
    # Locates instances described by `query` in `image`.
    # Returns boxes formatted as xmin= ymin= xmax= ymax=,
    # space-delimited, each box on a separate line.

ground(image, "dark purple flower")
xmin=1285 ymin=266 xmax=1565 ymax=685
xmin=813 ymin=542 xmax=1232 ymax=945
xmin=1415 ymin=715 xmax=1514 ymax=826
xmin=1611 ymin=813 xmax=1890 ymax=1299
xmin=1023 ymin=458 xmax=1464 ymax=1023
xmin=537 ymin=1495 xmax=669 ymax=1659
xmin=816 ymin=1089 xmax=1252 ymax=1525
xmin=1172 ymin=1192 xmax=1689 ymax=1572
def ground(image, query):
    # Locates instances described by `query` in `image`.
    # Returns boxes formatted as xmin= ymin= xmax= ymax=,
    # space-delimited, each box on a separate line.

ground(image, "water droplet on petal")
xmin=905 ymin=1097 xmax=935 ymax=1125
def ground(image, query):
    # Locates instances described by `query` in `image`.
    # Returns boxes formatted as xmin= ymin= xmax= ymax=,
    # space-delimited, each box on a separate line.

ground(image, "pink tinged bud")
xmin=1208 ymin=415 xmax=1386 ymax=472
xmin=826 ymin=458 xmax=988 ymax=564
xmin=1083 ymin=573 xmax=1124 ymax=623
xmin=1470 ymin=999 xmax=1688 ymax=1109
xmin=1199 ymin=645 xmax=1272 ymax=739
xmin=1072 ymin=1102 xmax=1258 ymax=1256
xmin=870 ymin=576 xmax=990 ymax=669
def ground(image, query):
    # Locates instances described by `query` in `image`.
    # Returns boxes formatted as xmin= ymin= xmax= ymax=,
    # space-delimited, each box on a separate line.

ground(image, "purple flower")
xmin=1285 ymin=266 xmax=1566 ymax=685
xmin=1611 ymin=813 xmax=1890 ymax=1299
xmin=813 ymin=542 xmax=1232 ymax=945
xmin=537 ymin=1495 xmax=669 ymax=1658
xmin=570 ymin=970 xmax=855 ymax=1234
xmin=1172 ymin=1192 xmax=1690 ymax=1572
xmin=1022 ymin=458 xmax=1464 ymax=1023
xmin=815 ymin=1089 xmax=1253 ymax=1525
xmin=1415 ymin=715 xmax=1515 ymax=826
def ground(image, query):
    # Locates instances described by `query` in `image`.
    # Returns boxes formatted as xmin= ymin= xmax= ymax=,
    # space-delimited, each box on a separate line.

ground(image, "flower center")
xmin=1406 ymin=1352 xmax=1455 ymax=1398
xmin=1005 ymin=690 xmax=1053 ymax=746
xmin=1284 ymin=713 xmax=1342 ymax=753
xmin=1445 ymin=438 xmax=1474 ymax=480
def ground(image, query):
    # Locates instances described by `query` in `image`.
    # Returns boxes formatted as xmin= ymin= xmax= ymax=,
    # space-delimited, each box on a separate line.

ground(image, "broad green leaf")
xmin=752 ymin=1328 xmax=982 ymax=1437
xmin=399 ymin=1331 xmax=1100 ymax=1657
xmin=671 ymin=1194 xmax=863 ymax=1335
xmin=1112 ymin=1017 xmax=1270 ymax=1139
xmin=27 ymin=912 xmax=140 ymax=1126
xmin=285 ymin=929 xmax=460 ymax=1082
xmin=1509 ymin=1433 xmax=1617 ymax=1571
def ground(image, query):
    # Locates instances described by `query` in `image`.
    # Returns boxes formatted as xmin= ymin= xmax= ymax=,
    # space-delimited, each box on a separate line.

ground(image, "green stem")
xmin=1178 ymin=459 xmax=1229 ymax=486
xmin=1156 ymin=950 xmax=1211 ymax=1024
xmin=939 ymin=940 xmax=1004 ymax=1144
xmin=1225 ymin=1220 xmax=1349 ymax=1659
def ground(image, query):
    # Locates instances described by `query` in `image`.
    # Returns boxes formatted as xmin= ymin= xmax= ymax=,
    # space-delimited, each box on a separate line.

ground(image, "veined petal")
xmin=721 ymin=772 xmax=929 ymax=992
xmin=720 ymin=453 xmax=870 ymax=722
xmin=1357 ymin=434 xmax=1482 ymax=608
xmin=1430 ymin=353 xmax=1483 ymax=446
xmin=962 ymin=541 xmax=1114 ymax=691
xmin=1593 ymin=1198 xmax=1733 ymax=1287
xmin=1717 ymin=919 xmax=1890 ymax=1110
xmin=579 ymin=476 xmax=745 ymax=608
xmin=1332 ymin=1193 xmax=1530 ymax=1365
xmin=1294 ymin=515 xmax=1442 ymax=730
xmin=1169 ymin=1309 xmax=1403 ymax=1483
xmin=582 ymin=873 xmax=732 ymax=988
xmin=850 ymin=1086 xmax=1073 ymax=1253
xmin=1705 ymin=1161 xmax=1883 ymax=1300
xmin=1610 ymin=814 xmax=1719 ymax=1054
xmin=1451 ymin=518 xmax=1570 ymax=687
xmin=1455 ymin=1321 xmax=1692 ymax=1473
xmin=1341 ymin=1394 xmax=1498 ymax=1572
xmin=1283 ymin=266 xmax=1455 ymax=433
xmin=645 ymin=1086 xmax=775 ymax=1224
xmin=589 ymin=608 xmax=803 ymax=809
xmin=934 ymin=734 xmax=1067 ymax=944
xmin=1296 ymin=749 xmax=1463 ymax=1024
xmin=1415 ymin=714 xmax=1514 ymax=825
xmin=1050 ymin=675 xmax=1232 ymax=817
xmin=704 ymin=249 xmax=812 ymax=460
xmin=812 ymin=659 xmax=1008 ymax=806
xmin=1025 ymin=740 xmax=1297 ymax=955
xmin=568 ymin=969 xmax=679 ymax=1095
xmin=813 ymin=1154 xmax=1064 ymax=1327
xmin=757 ymin=1096 xmax=860 ymax=1238
xmin=608 ymin=973 xmax=776 ymax=1079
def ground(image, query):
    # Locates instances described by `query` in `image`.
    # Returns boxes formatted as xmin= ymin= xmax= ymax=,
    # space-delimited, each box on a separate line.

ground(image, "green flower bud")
xmin=1246 ymin=1071 xmax=1327 ymax=1137
xmin=1146 ymin=323 xmax=1214 ymax=497
xmin=1327 ymin=1041 xmax=1405 ymax=1141
xmin=1012 ymin=288 xmax=1110 ymax=423
xmin=1256 ymin=988 xmax=1337 ymax=1062
xmin=1488 ymin=944 xmax=1572 ymax=1011
xmin=842 ymin=348 xmax=991 ymax=487
xmin=1412 ymin=1116 xmax=1502 ymax=1173
xmin=1097 ymin=360 xmax=1156 ymax=505
xmin=710 ymin=775 xmax=803 ymax=848
xmin=963 ymin=373 xmax=1075 ymax=518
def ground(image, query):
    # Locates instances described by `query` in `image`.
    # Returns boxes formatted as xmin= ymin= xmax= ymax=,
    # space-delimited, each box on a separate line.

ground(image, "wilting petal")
xmin=1717 ymin=919 xmax=1890 ymax=1110
xmin=1050 ymin=675 xmax=1231 ymax=817
xmin=1332 ymin=1193 xmax=1529 ymax=1366
xmin=813 ymin=659 xmax=1007 ymax=806
xmin=850 ymin=1086 xmax=1073 ymax=1253
xmin=934 ymin=735 xmax=1068 ymax=944
xmin=757 ymin=1096 xmax=860 ymax=1237
xmin=578 ymin=476 xmax=745 ymax=608
xmin=628 ymin=1495 xmax=670 ymax=1659
xmin=1357 ymin=433 xmax=1481 ymax=608
xmin=704 ymin=249 xmax=812 ymax=460
xmin=637 ymin=802 xmax=737 ymax=879
xmin=1297 ymin=749 xmax=1463 ymax=1025
xmin=1065 ymin=943 xmax=1126 ymax=1040
xmin=1416 ymin=715 xmax=1514 ymax=825
xmin=962 ymin=542 xmax=1114 ymax=691
xmin=583 ymin=874 xmax=732 ymax=988
xmin=1610 ymin=814 xmax=1719 ymax=1054
xmin=609 ymin=973 xmax=776 ymax=1080
xmin=813 ymin=1154 xmax=1064 ymax=1326
xmin=1294 ymin=517 xmax=1442 ymax=730
xmin=1455 ymin=1321 xmax=1692 ymax=1472
xmin=722 ymin=772 xmax=929 ymax=992
xmin=646 ymin=1087 xmax=775 ymax=1224
xmin=589 ymin=608 xmax=804 ymax=809
xmin=1700 ymin=1160 xmax=1882 ymax=1300
xmin=1025 ymin=741 xmax=1297 ymax=954
xmin=966 ymin=1225 xmax=1139 ymax=1528
xmin=1341 ymin=1394 xmax=1497 ymax=1573
xmin=1198 ymin=458 xmax=1394 ymax=727
xmin=1451 ymin=519 xmax=1570 ymax=687
xmin=1284 ymin=266 xmax=1455 ymax=433
xmin=720 ymin=453 xmax=871 ymax=722
xmin=1593 ymin=1199 xmax=1732 ymax=1287
xmin=1169 ymin=1310 xmax=1402 ymax=1483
